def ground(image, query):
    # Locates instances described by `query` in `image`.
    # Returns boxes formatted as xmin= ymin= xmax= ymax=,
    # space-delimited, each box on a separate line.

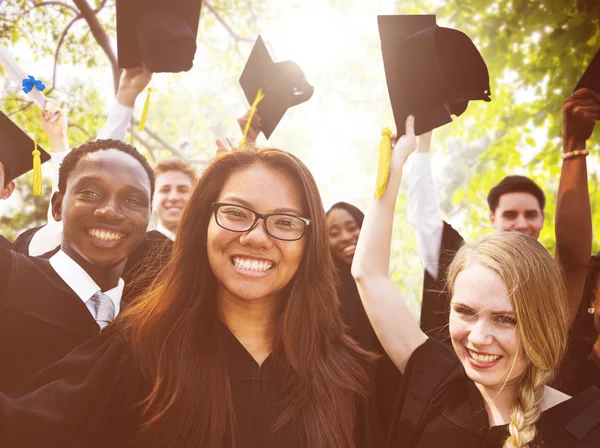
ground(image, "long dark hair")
xmin=117 ymin=148 xmax=371 ymax=447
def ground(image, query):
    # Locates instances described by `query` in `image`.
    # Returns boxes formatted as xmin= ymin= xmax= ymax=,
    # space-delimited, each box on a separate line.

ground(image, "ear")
xmin=489 ymin=211 xmax=495 ymax=226
xmin=51 ymin=191 xmax=64 ymax=222
xmin=0 ymin=181 xmax=15 ymax=200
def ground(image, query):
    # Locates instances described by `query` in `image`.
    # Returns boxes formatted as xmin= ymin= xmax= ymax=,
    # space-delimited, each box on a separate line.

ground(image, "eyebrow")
xmin=73 ymin=176 xmax=150 ymax=198
xmin=452 ymin=301 xmax=515 ymax=315
xmin=220 ymin=196 xmax=303 ymax=215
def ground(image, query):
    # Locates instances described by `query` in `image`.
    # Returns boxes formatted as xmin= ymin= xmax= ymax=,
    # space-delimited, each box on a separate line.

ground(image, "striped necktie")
xmin=92 ymin=291 xmax=115 ymax=330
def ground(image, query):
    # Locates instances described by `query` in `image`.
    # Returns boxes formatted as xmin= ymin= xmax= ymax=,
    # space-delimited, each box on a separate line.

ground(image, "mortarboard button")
xmin=378 ymin=15 xmax=491 ymax=136
xmin=239 ymin=36 xmax=314 ymax=139
xmin=116 ymin=0 xmax=203 ymax=73
xmin=573 ymin=47 xmax=600 ymax=94
xmin=0 ymin=111 xmax=50 ymax=184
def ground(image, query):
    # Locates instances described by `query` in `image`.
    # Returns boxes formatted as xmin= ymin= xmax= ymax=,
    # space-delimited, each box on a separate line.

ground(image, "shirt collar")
xmin=156 ymin=223 xmax=176 ymax=241
xmin=48 ymin=249 xmax=124 ymax=314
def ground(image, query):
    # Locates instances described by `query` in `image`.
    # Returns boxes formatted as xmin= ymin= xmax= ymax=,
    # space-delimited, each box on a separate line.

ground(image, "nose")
xmin=467 ymin=318 xmax=494 ymax=347
xmin=339 ymin=230 xmax=354 ymax=243
xmin=93 ymin=197 xmax=126 ymax=222
xmin=514 ymin=215 xmax=528 ymax=230
xmin=167 ymin=189 xmax=181 ymax=202
xmin=238 ymin=218 xmax=273 ymax=250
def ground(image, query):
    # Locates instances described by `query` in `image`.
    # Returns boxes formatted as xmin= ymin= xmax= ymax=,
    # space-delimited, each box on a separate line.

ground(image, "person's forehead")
xmin=327 ymin=208 xmax=357 ymax=226
xmin=497 ymin=191 xmax=541 ymax=210
xmin=70 ymin=150 xmax=150 ymax=194
xmin=155 ymin=170 xmax=193 ymax=187
xmin=219 ymin=164 xmax=305 ymax=214
xmin=452 ymin=265 xmax=513 ymax=311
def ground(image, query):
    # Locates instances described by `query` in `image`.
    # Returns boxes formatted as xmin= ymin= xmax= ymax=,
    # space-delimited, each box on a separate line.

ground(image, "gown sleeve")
xmin=0 ymin=331 xmax=144 ymax=448
xmin=387 ymin=338 xmax=461 ymax=446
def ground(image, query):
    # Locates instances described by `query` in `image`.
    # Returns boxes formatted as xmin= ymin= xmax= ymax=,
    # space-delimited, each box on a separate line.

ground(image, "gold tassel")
xmin=137 ymin=87 xmax=152 ymax=132
xmin=240 ymin=88 xmax=265 ymax=147
xmin=32 ymin=140 xmax=42 ymax=197
xmin=374 ymin=128 xmax=392 ymax=199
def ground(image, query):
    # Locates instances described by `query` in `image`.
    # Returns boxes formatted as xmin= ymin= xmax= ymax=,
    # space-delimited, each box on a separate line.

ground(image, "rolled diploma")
xmin=0 ymin=46 xmax=58 ymax=121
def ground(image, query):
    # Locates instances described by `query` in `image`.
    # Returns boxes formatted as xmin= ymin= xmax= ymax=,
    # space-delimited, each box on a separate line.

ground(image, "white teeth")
xmin=232 ymin=257 xmax=274 ymax=272
xmin=343 ymin=244 xmax=356 ymax=253
xmin=468 ymin=350 xmax=500 ymax=363
xmin=89 ymin=229 xmax=124 ymax=242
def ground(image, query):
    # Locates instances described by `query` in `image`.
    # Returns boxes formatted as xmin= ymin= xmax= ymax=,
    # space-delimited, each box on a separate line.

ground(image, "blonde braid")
xmin=503 ymin=369 xmax=552 ymax=448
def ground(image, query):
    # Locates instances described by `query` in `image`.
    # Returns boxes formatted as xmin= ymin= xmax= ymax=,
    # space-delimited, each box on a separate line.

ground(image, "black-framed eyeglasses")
xmin=212 ymin=202 xmax=311 ymax=241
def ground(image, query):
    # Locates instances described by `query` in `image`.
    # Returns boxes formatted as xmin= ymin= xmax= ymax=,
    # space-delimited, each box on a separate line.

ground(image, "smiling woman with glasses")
xmin=0 ymin=147 xmax=373 ymax=448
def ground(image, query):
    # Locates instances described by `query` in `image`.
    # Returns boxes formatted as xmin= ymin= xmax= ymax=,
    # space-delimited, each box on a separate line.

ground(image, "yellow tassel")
xmin=32 ymin=140 xmax=42 ymax=197
xmin=137 ymin=87 xmax=152 ymax=132
xmin=374 ymin=128 xmax=392 ymax=199
xmin=240 ymin=88 xmax=265 ymax=147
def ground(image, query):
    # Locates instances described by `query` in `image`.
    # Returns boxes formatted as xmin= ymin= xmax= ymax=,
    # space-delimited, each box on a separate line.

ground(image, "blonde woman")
xmin=352 ymin=115 xmax=600 ymax=447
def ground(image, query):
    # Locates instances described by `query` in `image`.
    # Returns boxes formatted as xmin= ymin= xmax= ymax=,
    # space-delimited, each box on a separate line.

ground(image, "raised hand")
xmin=41 ymin=100 xmax=68 ymax=153
xmin=237 ymin=109 xmax=263 ymax=146
xmin=563 ymin=87 xmax=600 ymax=150
xmin=215 ymin=137 xmax=235 ymax=156
xmin=390 ymin=115 xmax=417 ymax=171
xmin=116 ymin=65 xmax=153 ymax=108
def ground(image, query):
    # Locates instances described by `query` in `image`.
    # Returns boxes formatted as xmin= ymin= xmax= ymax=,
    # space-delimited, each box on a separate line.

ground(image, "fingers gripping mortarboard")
xmin=378 ymin=15 xmax=491 ymax=135
xmin=0 ymin=112 xmax=49 ymax=185
xmin=239 ymin=36 xmax=315 ymax=139
xmin=117 ymin=0 xmax=203 ymax=73
xmin=574 ymin=47 xmax=600 ymax=94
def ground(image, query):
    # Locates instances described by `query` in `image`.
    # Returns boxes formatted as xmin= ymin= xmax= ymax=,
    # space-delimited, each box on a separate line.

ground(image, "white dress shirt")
xmin=406 ymin=153 xmax=445 ymax=280
xmin=28 ymin=151 xmax=68 ymax=256
xmin=156 ymin=223 xmax=176 ymax=241
xmin=27 ymin=101 xmax=135 ymax=256
xmin=48 ymin=249 xmax=124 ymax=321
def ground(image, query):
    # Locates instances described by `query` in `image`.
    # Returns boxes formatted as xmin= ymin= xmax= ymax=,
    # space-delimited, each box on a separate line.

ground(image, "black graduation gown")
xmin=0 ymin=246 xmax=100 ymax=393
xmin=0 ymin=235 xmax=12 ymax=250
xmin=388 ymin=338 xmax=600 ymax=447
xmin=0 ymin=325 xmax=366 ymax=448
xmin=420 ymin=221 xmax=464 ymax=342
xmin=334 ymin=259 xmax=401 ymax=443
xmin=11 ymin=224 xmax=42 ymax=254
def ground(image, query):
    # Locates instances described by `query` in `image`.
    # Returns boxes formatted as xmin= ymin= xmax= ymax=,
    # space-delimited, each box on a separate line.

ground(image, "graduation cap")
xmin=573 ymin=47 xmax=600 ymax=93
xmin=239 ymin=36 xmax=314 ymax=139
xmin=378 ymin=15 xmax=491 ymax=136
xmin=0 ymin=111 xmax=49 ymax=189
xmin=116 ymin=0 xmax=203 ymax=73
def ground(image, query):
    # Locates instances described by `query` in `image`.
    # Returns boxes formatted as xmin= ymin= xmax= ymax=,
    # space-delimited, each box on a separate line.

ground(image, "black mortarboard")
xmin=0 ymin=111 xmax=49 ymax=182
xmin=574 ymin=47 xmax=600 ymax=93
xmin=378 ymin=15 xmax=491 ymax=135
xmin=239 ymin=36 xmax=314 ymax=139
xmin=116 ymin=0 xmax=203 ymax=73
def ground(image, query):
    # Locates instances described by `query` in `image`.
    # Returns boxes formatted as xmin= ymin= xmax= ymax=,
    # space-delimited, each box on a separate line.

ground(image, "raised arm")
xmin=555 ymin=88 xmax=599 ymax=324
xmin=352 ymin=116 xmax=428 ymax=373
xmin=406 ymin=131 xmax=444 ymax=279
xmin=97 ymin=66 xmax=152 ymax=141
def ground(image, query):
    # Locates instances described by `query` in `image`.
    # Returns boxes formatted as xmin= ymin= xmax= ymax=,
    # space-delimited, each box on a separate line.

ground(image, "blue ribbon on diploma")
xmin=22 ymin=75 xmax=45 ymax=94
